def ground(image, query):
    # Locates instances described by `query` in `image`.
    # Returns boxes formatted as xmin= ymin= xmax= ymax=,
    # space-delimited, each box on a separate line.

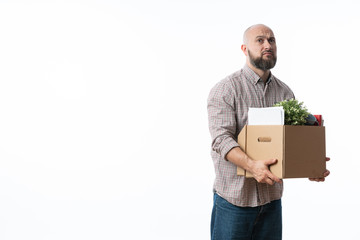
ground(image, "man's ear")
xmin=241 ymin=44 xmax=248 ymax=56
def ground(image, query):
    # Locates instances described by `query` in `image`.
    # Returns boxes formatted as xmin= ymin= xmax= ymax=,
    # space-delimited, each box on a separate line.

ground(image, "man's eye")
xmin=257 ymin=39 xmax=263 ymax=43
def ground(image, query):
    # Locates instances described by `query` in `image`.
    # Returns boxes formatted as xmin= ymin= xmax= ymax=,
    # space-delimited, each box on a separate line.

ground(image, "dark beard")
xmin=248 ymin=50 xmax=277 ymax=70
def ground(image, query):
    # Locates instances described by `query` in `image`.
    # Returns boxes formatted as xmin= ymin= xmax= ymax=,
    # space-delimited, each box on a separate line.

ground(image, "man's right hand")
xmin=248 ymin=159 xmax=281 ymax=185
xmin=226 ymin=147 xmax=281 ymax=185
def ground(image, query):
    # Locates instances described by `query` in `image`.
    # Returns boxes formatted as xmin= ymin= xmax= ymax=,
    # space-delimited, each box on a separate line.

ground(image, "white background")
xmin=0 ymin=0 xmax=358 ymax=239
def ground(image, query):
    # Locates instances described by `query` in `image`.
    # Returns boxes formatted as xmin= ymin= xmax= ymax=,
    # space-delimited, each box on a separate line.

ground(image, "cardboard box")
xmin=237 ymin=125 xmax=326 ymax=179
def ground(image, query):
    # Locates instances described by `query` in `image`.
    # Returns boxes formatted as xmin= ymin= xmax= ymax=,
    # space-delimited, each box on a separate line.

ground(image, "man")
xmin=207 ymin=24 xmax=330 ymax=240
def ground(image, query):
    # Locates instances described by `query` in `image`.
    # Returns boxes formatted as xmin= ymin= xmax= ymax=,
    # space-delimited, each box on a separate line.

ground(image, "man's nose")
xmin=263 ymin=40 xmax=272 ymax=49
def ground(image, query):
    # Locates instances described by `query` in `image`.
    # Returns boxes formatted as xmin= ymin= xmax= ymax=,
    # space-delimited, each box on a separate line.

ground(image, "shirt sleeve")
xmin=207 ymin=80 xmax=240 ymax=161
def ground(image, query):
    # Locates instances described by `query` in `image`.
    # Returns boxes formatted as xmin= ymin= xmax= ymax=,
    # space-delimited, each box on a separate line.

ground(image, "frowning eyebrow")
xmin=256 ymin=36 xmax=275 ymax=40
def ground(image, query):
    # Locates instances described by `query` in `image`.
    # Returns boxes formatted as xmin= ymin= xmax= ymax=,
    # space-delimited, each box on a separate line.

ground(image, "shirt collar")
xmin=243 ymin=64 xmax=274 ymax=85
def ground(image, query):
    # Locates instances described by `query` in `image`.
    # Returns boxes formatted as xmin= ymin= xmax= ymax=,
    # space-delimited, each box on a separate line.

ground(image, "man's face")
xmin=245 ymin=26 xmax=277 ymax=70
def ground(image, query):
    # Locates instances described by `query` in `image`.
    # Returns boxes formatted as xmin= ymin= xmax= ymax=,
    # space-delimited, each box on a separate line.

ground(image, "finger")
xmin=263 ymin=160 xmax=280 ymax=183
xmin=257 ymin=177 xmax=269 ymax=184
xmin=324 ymin=170 xmax=330 ymax=177
xmin=265 ymin=158 xmax=278 ymax=166
xmin=257 ymin=174 xmax=272 ymax=185
xmin=269 ymin=173 xmax=281 ymax=183
xmin=309 ymin=177 xmax=323 ymax=182
xmin=266 ymin=172 xmax=281 ymax=184
xmin=263 ymin=173 xmax=279 ymax=184
xmin=314 ymin=177 xmax=325 ymax=182
xmin=265 ymin=177 xmax=275 ymax=185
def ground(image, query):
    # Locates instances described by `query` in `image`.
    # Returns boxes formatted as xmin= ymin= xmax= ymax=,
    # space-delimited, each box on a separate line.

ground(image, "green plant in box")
xmin=273 ymin=98 xmax=310 ymax=125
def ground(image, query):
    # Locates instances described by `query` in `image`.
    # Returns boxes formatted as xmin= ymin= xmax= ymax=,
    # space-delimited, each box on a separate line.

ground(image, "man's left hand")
xmin=309 ymin=157 xmax=330 ymax=182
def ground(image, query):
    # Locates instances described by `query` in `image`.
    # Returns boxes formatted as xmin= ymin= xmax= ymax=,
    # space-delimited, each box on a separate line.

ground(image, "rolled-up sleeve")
xmin=207 ymin=81 xmax=240 ymax=161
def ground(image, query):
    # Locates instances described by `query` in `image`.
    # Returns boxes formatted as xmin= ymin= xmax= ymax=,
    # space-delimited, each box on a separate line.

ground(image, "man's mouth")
xmin=262 ymin=51 xmax=273 ymax=56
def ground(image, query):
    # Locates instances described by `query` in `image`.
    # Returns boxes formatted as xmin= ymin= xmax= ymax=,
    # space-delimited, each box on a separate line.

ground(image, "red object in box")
xmin=314 ymin=115 xmax=322 ymax=126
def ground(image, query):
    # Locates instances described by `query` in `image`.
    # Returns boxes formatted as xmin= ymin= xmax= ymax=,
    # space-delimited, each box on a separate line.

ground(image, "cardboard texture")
xmin=237 ymin=125 xmax=326 ymax=179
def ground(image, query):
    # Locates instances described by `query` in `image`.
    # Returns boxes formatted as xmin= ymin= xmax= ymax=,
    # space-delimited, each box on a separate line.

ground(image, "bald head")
xmin=243 ymin=24 xmax=274 ymax=45
xmin=241 ymin=24 xmax=277 ymax=73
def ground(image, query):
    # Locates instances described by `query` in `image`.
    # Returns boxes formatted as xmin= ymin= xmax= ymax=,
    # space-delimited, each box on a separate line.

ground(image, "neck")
xmin=246 ymin=62 xmax=271 ymax=83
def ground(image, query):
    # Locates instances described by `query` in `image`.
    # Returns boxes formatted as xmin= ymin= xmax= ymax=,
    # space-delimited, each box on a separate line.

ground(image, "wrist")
xmin=244 ymin=156 xmax=254 ymax=172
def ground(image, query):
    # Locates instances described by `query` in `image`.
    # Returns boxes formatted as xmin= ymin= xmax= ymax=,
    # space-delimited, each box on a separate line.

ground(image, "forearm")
xmin=225 ymin=146 xmax=253 ymax=171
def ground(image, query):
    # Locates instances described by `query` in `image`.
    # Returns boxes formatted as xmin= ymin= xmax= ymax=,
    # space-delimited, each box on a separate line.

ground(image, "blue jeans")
xmin=211 ymin=193 xmax=282 ymax=240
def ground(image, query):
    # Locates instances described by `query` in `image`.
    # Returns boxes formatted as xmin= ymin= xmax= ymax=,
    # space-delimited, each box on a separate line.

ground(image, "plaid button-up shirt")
xmin=207 ymin=64 xmax=295 ymax=207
